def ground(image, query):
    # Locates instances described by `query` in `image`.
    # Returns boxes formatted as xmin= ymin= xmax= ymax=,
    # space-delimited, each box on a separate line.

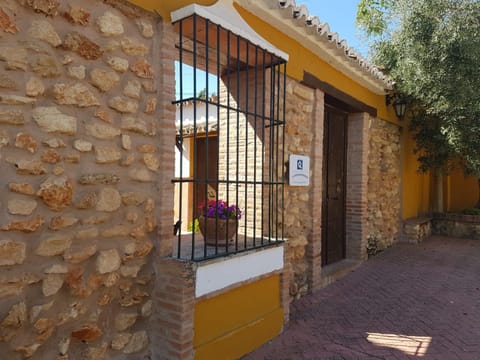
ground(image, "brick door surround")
xmin=307 ymin=103 xmax=370 ymax=292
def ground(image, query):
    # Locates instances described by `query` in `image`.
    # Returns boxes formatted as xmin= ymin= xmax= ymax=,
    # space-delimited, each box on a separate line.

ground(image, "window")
xmin=173 ymin=12 xmax=286 ymax=261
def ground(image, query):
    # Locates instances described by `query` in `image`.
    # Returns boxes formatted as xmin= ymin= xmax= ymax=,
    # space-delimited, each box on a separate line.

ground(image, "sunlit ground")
xmin=366 ymin=332 xmax=432 ymax=357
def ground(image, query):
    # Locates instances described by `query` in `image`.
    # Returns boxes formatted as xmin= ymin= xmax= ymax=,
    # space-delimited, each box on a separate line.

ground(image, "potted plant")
xmin=198 ymin=200 xmax=242 ymax=246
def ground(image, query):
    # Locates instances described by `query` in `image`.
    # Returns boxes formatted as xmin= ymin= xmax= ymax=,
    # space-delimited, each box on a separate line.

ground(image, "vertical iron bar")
xmin=215 ymin=23 xmax=221 ymax=256
xmin=253 ymin=46 xmax=258 ymax=248
xmin=225 ymin=29 xmax=231 ymax=253
xmin=269 ymin=62 xmax=275 ymax=243
xmin=261 ymin=48 xmax=266 ymax=246
xmin=192 ymin=14 xmax=198 ymax=260
xmin=274 ymin=66 xmax=278 ymax=240
xmin=203 ymin=17 xmax=210 ymax=259
xmin=235 ymin=33 xmax=241 ymax=252
xmin=275 ymin=63 xmax=282 ymax=241
xmin=177 ymin=19 xmax=184 ymax=259
xmin=282 ymin=62 xmax=287 ymax=242
xmin=244 ymin=41 xmax=249 ymax=249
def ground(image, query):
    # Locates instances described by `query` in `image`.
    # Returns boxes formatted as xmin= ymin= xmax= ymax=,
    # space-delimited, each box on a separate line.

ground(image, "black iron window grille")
xmin=172 ymin=13 xmax=286 ymax=261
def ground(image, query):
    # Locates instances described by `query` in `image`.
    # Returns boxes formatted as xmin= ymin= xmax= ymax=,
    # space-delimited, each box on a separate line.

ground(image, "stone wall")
xmin=273 ymin=80 xmax=402 ymax=298
xmin=366 ymin=117 xmax=401 ymax=255
xmin=0 ymin=1 xmax=165 ymax=358
xmin=283 ymin=80 xmax=319 ymax=300
xmin=432 ymin=213 xmax=480 ymax=239
xmin=404 ymin=217 xmax=432 ymax=243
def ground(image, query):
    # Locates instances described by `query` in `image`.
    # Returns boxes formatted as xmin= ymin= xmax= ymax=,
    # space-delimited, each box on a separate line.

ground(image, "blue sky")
xmin=294 ymin=0 xmax=369 ymax=57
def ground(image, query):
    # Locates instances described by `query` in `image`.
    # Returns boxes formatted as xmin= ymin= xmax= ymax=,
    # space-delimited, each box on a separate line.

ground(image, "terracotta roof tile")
xmin=239 ymin=0 xmax=393 ymax=93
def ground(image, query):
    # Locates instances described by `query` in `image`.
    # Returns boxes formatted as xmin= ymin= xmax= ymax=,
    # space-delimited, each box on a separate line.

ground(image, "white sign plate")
xmin=289 ymin=154 xmax=310 ymax=186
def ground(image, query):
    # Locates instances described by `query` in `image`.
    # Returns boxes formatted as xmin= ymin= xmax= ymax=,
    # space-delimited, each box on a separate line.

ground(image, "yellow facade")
xmin=402 ymin=125 xmax=478 ymax=217
xmin=194 ymin=275 xmax=283 ymax=360
xmin=401 ymin=128 xmax=431 ymax=218
xmin=446 ymin=170 xmax=478 ymax=211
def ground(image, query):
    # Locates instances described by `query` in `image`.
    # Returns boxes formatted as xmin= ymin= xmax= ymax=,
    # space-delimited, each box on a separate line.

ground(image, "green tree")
xmin=197 ymin=87 xmax=207 ymax=99
xmin=357 ymin=0 xmax=480 ymax=209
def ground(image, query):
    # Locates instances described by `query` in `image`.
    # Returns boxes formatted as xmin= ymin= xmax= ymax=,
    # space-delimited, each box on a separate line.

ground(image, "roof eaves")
xmin=171 ymin=0 xmax=289 ymax=61
xmin=237 ymin=0 xmax=393 ymax=94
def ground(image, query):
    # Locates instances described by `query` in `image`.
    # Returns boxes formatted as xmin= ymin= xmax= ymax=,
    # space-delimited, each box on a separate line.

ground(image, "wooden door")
xmin=322 ymin=107 xmax=347 ymax=266
xmin=195 ymin=136 xmax=218 ymax=217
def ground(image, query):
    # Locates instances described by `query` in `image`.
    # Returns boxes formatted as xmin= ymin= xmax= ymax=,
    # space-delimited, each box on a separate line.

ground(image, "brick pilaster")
xmin=151 ymin=258 xmax=196 ymax=360
xmin=157 ymin=19 xmax=177 ymax=257
xmin=307 ymin=89 xmax=324 ymax=291
xmin=151 ymin=17 xmax=196 ymax=360
xmin=346 ymin=112 xmax=370 ymax=260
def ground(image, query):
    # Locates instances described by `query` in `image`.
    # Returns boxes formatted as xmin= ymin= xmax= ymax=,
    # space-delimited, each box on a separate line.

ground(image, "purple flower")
xmin=198 ymin=199 xmax=242 ymax=220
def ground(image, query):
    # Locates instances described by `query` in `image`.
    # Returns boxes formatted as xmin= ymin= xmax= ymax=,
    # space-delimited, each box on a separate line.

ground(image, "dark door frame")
xmin=302 ymin=71 xmax=377 ymax=117
xmin=192 ymin=133 xmax=219 ymax=222
xmin=322 ymin=104 xmax=348 ymax=266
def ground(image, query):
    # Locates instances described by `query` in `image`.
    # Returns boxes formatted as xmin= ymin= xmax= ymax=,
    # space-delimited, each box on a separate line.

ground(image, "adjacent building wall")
xmin=0 ymin=1 xmax=169 ymax=358
xmin=402 ymin=127 xmax=477 ymax=219
xmin=446 ymin=170 xmax=478 ymax=212
xmin=401 ymin=127 xmax=432 ymax=219
xmin=218 ymin=70 xmax=271 ymax=238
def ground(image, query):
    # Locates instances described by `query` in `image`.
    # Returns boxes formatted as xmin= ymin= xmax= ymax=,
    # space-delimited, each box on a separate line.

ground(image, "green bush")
xmin=461 ymin=208 xmax=480 ymax=216
xmin=188 ymin=218 xmax=200 ymax=233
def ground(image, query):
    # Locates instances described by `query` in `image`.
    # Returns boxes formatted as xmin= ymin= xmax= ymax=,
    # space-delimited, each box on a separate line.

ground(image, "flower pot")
xmin=198 ymin=215 xmax=238 ymax=246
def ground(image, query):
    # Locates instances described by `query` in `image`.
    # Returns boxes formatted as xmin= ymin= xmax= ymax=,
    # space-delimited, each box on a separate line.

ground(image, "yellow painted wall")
xmin=446 ymin=170 xmax=478 ymax=211
xmin=128 ymin=0 xmax=217 ymax=21
xmin=401 ymin=126 xmax=431 ymax=219
xmin=194 ymin=274 xmax=283 ymax=360
xmin=402 ymin=128 xmax=478 ymax=217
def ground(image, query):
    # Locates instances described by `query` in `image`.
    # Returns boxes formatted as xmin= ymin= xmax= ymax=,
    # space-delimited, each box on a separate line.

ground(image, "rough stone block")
xmin=53 ymin=83 xmax=100 ymax=107
xmin=96 ymin=188 xmax=121 ymax=212
xmin=97 ymin=11 xmax=124 ymax=36
xmin=0 ymin=240 xmax=26 ymax=265
xmin=36 ymin=234 xmax=73 ymax=257
xmin=37 ymin=176 xmax=74 ymax=212
xmin=28 ymin=19 xmax=62 ymax=47
xmin=33 ymin=107 xmax=77 ymax=135
xmin=7 ymin=199 xmax=37 ymax=216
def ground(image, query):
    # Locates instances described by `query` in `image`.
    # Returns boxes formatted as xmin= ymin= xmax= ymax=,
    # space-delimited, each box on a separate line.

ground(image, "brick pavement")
xmin=244 ymin=236 xmax=480 ymax=360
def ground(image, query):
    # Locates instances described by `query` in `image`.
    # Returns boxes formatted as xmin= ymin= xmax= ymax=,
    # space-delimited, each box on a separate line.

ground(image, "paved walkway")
xmin=244 ymin=236 xmax=480 ymax=360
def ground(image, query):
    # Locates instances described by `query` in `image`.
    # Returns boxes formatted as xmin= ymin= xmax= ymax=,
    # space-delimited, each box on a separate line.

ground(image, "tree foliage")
xmin=197 ymin=87 xmax=207 ymax=99
xmin=357 ymin=0 xmax=480 ymax=177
